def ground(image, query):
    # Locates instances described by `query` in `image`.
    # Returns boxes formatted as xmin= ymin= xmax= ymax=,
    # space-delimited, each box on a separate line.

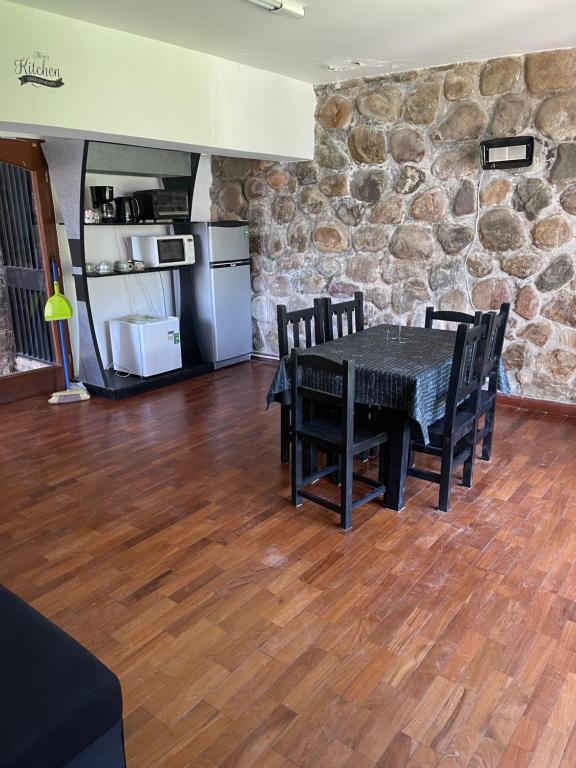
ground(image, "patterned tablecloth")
xmin=267 ymin=324 xmax=510 ymax=445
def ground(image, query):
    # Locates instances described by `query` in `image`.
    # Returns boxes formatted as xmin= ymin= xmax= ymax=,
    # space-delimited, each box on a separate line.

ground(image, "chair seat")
xmin=298 ymin=416 xmax=388 ymax=451
xmin=422 ymin=406 xmax=476 ymax=446
xmin=0 ymin=586 xmax=123 ymax=768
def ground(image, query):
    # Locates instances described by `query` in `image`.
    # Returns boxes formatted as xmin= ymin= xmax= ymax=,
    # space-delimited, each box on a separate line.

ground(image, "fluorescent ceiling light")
xmin=245 ymin=0 xmax=305 ymax=19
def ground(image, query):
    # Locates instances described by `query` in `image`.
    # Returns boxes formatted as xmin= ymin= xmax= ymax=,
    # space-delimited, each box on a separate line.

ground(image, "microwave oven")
xmin=132 ymin=189 xmax=189 ymax=222
xmin=131 ymin=235 xmax=195 ymax=268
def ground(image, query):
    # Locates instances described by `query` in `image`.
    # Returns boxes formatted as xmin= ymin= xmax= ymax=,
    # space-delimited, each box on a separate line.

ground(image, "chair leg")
xmin=280 ymin=404 xmax=290 ymax=464
xmin=340 ymin=454 xmax=353 ymax=530
xmin=438 ymin=437 xmax=454 ymax=513
xmin=291 ymin=433 xmax=303 ymax=508
xmin=378 ymin=442 xmax=388 ymax=505
xmin=462 ymin=436 xmax=475 ymax=488
xmin=481 ymin=403 xmax=496 ymax=461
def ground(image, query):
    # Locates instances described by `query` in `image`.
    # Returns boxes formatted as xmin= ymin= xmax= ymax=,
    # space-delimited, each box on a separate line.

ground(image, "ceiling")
xmin=9 ymin=0 xmax=576 ymax=84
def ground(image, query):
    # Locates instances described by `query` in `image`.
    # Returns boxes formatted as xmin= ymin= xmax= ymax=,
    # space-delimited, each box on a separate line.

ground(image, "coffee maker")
xmin=90 ymin=186 xmax=115 ymax=224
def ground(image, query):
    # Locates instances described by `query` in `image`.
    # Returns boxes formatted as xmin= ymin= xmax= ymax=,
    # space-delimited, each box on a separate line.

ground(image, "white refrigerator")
xmin=190 ymin=221 xmax=252 ymax=368
xmin=109 ymin=315 xmax=182 ymax=377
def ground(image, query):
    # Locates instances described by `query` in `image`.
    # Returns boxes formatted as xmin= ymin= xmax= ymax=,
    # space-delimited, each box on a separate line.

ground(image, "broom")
xmin=44 ymin=262 xmax=90 ymax=404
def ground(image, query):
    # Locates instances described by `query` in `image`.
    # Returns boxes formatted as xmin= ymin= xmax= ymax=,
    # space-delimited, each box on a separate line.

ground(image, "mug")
xmin=114 ymin=260 xmax=134 ymax=273
xmin=132 ymin=261 xmax=145 ymax=272
xmin=84 ymin=209 xmax=100 ymax=225
xmin=85 ymin=262 xmax=96 ymax=274
xmin=95 ymin=261 xmax=112 ymax=274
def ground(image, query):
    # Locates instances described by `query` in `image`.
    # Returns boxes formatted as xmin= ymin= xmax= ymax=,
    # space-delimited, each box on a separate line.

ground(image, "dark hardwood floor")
xmin=1 ymin=360 xmax=575 ymax=768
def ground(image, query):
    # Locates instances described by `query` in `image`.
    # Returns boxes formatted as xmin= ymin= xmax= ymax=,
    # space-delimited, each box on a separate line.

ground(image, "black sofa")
xmin=0 ymin=586 xmax=126 ymax=768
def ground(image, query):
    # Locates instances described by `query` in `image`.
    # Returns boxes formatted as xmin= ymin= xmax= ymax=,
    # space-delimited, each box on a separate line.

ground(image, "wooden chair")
xmin=424 ymin=306 xmax=483 ymax=329
xmin=277 ymin=301 xmax=326 ymax=463
xmin=475 ymin=302 xmax=510 ymax=461
xmin=407 ymin=316 xmax=492 ymax=513
xmin=323 ymin=291 xmax=364 ymax=341
xmin=291 ymin=350 xmax=390 ymax=530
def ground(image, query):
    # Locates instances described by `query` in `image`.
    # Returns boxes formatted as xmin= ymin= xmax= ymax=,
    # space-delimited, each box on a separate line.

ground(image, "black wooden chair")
xmin=475 ymin=302 xmax=510 ymax=461
xmin=424 ymin=306 xmax=483 ymax=329
xmin=407 ymin=316 xmax=492 ymax=513
xmin=291 ymin=350 xmax=390 ymax=530
xmin=323 ymin=291 xmax=364 ymax=341
xmin=277 ymin=301 xmax=326 ymax=463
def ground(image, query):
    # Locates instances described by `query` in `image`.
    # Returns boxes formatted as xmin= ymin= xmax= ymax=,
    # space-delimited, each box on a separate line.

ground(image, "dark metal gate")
xmin=0 ymin=160 xmax=54 ymax=363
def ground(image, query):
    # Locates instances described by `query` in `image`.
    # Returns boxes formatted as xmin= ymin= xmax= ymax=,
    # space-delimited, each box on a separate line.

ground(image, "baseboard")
xmin=251 ymin=353 xmax=278 ymax=365
xmin=497 ymin=393 xmax=576 ymax=418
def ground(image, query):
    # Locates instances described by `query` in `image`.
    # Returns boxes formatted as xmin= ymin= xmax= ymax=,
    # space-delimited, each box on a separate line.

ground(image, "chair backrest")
xmin=424 ymin=306 xmax=483 ymax=329
xmin=324 ymin=291 xmax=364 ymax=341
xmin=277 ymin=300 xmax=325 ymax=359
xmin=443 ymin=318 xmax=491 ymax=435
xmin=483 ymin=302 xmax=510 ymax=385
xmin=291 ymin=350 xmax=355 ymax=450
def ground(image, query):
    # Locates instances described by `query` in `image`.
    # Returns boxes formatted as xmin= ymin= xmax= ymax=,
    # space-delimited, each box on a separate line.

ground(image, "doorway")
xmin=0 ymin=139 xmax=68 ymax=404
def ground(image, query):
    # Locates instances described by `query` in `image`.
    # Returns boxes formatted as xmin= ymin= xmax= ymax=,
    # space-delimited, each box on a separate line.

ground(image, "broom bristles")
xmin=49 ymin=389 xmax=90 ymax=404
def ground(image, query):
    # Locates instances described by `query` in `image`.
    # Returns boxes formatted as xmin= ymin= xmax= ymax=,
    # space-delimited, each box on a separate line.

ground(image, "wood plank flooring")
xmin=1 ymin=360 xmax=575 ymax=768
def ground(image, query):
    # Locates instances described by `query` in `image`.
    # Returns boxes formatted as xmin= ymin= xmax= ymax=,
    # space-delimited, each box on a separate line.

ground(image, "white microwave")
xmin=131 ymin=235 xmax=195 ymax=268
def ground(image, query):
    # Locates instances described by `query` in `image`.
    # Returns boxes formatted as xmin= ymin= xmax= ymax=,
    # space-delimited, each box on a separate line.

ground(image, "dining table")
xmin=267 ymin=323 xmax=510 ymax=512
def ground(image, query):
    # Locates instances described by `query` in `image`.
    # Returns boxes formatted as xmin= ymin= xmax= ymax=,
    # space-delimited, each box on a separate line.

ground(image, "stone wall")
xmin=0 ymin=261 xmax=15 ymax=376
xmin=211 ymin=48 xmax=576 ymax=403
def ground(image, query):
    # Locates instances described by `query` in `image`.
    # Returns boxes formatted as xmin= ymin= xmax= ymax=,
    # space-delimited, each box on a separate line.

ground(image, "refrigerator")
xmin=190 ymin=221 xmax=252 ymax=368
xmin=109 ymin=315 xmax=182 ymax=377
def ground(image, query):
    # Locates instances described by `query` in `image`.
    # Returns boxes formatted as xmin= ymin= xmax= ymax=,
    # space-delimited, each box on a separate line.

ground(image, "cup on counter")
xmin=84 ymin=209 xmax=100 ymax=225
xmin=85 ymin=262 xmax=96 ymax=275
xmin=132 ymin=261 xmax=145 ymax=272
xmin=114 ymin=260 xmax=134 ymax=273
xmin=94 ymin=261 xmax=113 ymax=275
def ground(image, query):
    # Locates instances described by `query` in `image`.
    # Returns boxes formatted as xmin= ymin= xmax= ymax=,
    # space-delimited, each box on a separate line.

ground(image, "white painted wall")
xmin=0 ymin=0 xmax=315 ymax=160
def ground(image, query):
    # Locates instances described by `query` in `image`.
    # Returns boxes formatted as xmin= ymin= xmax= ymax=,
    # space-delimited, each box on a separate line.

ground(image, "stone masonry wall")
xmin=211 ymin=48 xmax=576 ymax=403
xmin=0 ymin=261 xmax=15 ymax=376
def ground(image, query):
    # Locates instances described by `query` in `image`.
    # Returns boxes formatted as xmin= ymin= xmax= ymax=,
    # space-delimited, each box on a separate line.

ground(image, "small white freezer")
xmin=109 ymin=315 xmax=182 ymax=377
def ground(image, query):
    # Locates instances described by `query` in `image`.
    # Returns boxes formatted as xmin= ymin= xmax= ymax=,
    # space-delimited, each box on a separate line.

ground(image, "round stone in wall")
xmin=318 ymin=173 xmax=349 ymax=197
xmin=251 ymin=159 xmax=274 ymax=172
xmin=560 ymin=184 xmax=576 ymax=214
xmin=266 ymin=167 xmax=290 ymax=191
xmin=433 ymin=101 xmax=487 ymax=142
xmin=366 ymin=285 xmax=390 ymax=310
xmin=389 ymin=127 xmax=426 ymax=164
xmin=244 ymin=177 xmax=267 ymax=201
xmin=221 ymin=157 xmax=252 ymax=179
xmin=479 ymin=57 xmax=522 ymax=96
xmin=356 ymin=86 xmax=402 ymax=122
xmin=439 ymin=288 xmax=468 ymax=312
xmin=297 ymin=270 xmax=327 ymax=295
xmin=403 ymin=79 xmax=442 ymax=125
xmin=525 ymin=49 xmax=576 ymax=96
xmin=391 ymin=279 xmax=429 ymax=314
xmin=542 ymin=291 xmax=576 ymax=327
xmin=535 ymin=93 xmax=576 ymax=141
xmin=316 ymin=256 xmax=344 ymax=278
xmin=503 ymin=342 xmax=527 ymax=370
xmin=317 ymin=94 xmax=353 ymax=129
xmin=550 ymin=144 xmax=576 ymax=186
xmin=428 ymin=261 xmax=460 ymax=291
xmin=316 ymin=132 xmax=349 ymax=170
xmin=370 ymin=196 xmax=404 ymax=224
xmin=352 ymin=224 xmax=389 ymax=253
xmin=389 ymin=224 xmax=435 ymax=260
xmin=520 ymin=321 xmax=553 ymax=347
xmin=513 ymin=178 xmax=553 ymax=221
xmin=351 ymin=170 xmax=388 ymax=203
xmin=410 ymin=187 xmax=446 ymax=222
xmin=501 ymin=252 xmax=540 ymax=279
xmin=438 ymin=222 xmax=474 ymax=255
xmin=453 ymin=180 xmax=476 ymax=217
xmin=480 ymin=178 xmax=512 ymax=207
xmin=538 ymin=348 xmax=576 ymax=381
xmin=532 ymin=214 xmax=572 ymax=250
xmin=295 ymin=162 xmax=318 ymax=185
xmin=471 ymin=277 xmax=513 ymax=309
xmin=271 ymin=195 xmax=297 ymax=224
xmin=479 ymin=209 xmax=524 ymax=252
xmin=312 ymin=220 xmax=350 ymax=252
xmin=467 ymin=252 xmax=493 ymax=278
xmin=287 ymin=219 xmax=311 ymax=253
xmin=490 ymin=93 xmax=531 ymax=137
xmin=535 ymin=254 xmax=575 ymax=292
xmin=345 ymin=254 xmax=381 ymax=283
xmin=336 ymin=201 xmax=364 ymax=225
xmin=299 ymin=185 xmax=329 ymax=215
xmin=348 ymin=125 xmax=387 ymax=164
xmin=217 ymin=182 xmax=247 ymax=216
xmin=432 ymin=143 xmax=479 ymax=179
xmin=515 ymin=285 xmax=540 ymax=320
xmin=395 ymin=165 xmax=425 ymax=195
xmin=444 ymin=64 xmax=476 ymax=101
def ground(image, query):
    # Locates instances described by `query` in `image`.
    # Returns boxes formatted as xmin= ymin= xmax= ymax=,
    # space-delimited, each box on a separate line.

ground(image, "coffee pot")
xmin=115 ymin=197 xmax=140 ymax=224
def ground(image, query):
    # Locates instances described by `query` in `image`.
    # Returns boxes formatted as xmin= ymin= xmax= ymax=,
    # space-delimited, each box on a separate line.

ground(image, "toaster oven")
xmin=132 ymin=189 xmax=189 ymax=222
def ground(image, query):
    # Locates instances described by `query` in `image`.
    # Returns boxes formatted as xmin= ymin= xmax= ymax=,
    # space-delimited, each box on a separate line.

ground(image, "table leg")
xmin=387 ymin=414 xmax=410 ymax=512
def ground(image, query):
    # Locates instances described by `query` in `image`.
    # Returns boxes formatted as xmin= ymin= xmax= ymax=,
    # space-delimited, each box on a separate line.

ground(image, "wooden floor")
xmin=1 ymin=361 xmax=576 ymax=768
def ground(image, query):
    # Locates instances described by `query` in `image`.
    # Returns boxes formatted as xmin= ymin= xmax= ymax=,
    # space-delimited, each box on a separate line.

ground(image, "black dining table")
xmin=267 ymin=323 xmax=510 ymax=512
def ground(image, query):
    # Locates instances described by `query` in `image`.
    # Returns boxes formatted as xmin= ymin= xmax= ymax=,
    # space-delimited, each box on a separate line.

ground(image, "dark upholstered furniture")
xmin=0 ymin=585 xmax=126 ymax=768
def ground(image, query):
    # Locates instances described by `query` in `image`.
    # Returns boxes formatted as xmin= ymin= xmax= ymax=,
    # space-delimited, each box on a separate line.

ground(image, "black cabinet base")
xmin=85 ymin=360 xmax=213 ymax=400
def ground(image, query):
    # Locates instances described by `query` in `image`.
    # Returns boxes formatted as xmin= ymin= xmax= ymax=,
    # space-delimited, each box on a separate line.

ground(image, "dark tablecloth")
xmin=267 ymin=324 xmax=510 ymax=444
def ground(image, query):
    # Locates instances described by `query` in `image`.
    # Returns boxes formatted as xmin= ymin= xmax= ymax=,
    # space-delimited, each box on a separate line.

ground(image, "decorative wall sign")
xmin=14 ymin=51 xmax=64 ymax=88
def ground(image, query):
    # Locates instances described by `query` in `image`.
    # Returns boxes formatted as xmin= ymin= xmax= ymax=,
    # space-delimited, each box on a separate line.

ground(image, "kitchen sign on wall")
xmin=14 ymin=51 xmax=64 ymax=88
